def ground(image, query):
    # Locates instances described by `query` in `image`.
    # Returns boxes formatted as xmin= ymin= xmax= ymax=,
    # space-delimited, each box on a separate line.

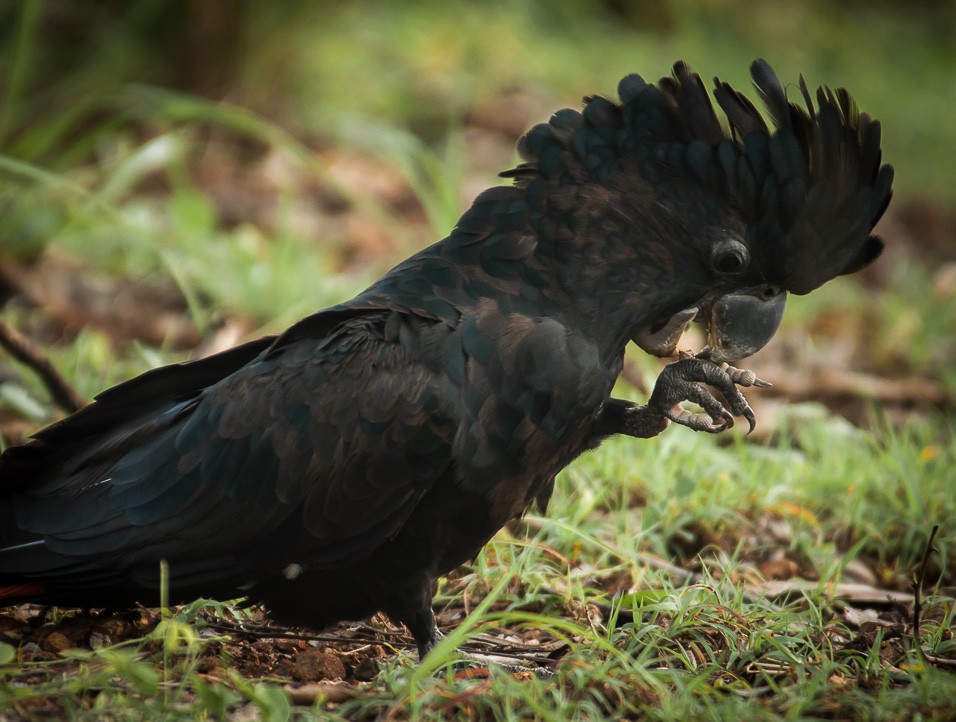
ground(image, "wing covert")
xmin=7 ymin=310 xmax=457 ymax=583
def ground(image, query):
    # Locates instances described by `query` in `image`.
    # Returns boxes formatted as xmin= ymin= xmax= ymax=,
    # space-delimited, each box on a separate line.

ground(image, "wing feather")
xmin=3 ymin=310 xmax=457 ymax=589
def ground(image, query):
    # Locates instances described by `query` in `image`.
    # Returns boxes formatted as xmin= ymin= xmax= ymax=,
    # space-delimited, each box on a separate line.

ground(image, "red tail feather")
xmin=0 ymin=582 xmax=47 ymax=600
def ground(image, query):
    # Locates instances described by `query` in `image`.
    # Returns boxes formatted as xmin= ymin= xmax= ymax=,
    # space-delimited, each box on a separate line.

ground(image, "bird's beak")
xmin=697 ymin=288 xmax=787 ymax=362
xmin=632 ymin=287 xmax=787 ymax=361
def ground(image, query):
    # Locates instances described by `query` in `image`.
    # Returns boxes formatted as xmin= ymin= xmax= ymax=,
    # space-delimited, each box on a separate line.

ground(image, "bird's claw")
xmin=720 ymin=362 xmax=772 ymax=389
xmin=448 ymin=655 xmax=555 ymax=679
xmin=649 ymin=357 xmax=769 ymax=434
xmin=665 ymin=404 xmax=733 ymax=433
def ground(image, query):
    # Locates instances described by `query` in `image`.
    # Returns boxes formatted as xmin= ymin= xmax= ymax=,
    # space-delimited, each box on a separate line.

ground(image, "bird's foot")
xmin=447 ymin=652 xmax=555 ymax=679
xmin=646 ymin=356 xmax=771 ymax=434
xmin=417 ymin=628 xmax=554 ymax=678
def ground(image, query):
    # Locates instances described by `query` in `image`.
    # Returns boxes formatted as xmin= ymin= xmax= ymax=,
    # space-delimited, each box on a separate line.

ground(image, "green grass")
xmin=3 ymin=1 xmax=955 ymax=206
xmin=1 ymin=1 xmax=955 ymax=719
xmin=2 ymin=420 xmax=952 ymax=719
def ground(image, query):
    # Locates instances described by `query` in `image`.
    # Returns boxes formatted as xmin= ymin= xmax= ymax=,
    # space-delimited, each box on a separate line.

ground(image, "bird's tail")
xmin=0 ymin=580 xmax=48 ymax=603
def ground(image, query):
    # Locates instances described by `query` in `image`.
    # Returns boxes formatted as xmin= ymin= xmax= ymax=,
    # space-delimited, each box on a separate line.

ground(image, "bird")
xmin=0 ymin=59 xmax=892 ymax=659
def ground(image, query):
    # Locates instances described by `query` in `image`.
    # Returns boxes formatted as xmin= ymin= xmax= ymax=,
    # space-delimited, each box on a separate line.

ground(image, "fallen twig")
xmin=204 ymin=619 xmax=559 ymax=665
xmin=284 ymin=682 xmax=359 ymax=706
xmin=922 ymin=652 xmax=956 ymax=669
xmin=764 ymin=367 xmax=950 ymax=408
xmin=0 ymin=314 xmax=85 ymax=413
xmin=912 ymin=524 xmax=940 ymax=657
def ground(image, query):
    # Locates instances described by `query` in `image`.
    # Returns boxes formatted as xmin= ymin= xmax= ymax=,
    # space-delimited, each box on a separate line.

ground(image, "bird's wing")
xmin=1 ymin=308 xmax=456 ymax=589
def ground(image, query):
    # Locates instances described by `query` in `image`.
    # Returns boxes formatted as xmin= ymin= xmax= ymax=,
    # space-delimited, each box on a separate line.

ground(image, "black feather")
xmin=0 ymin=60 xmax=892 ymax=657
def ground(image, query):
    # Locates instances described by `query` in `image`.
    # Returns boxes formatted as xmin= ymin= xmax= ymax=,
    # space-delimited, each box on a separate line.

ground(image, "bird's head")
xmin=503 ymin=59 xmax=893 ymax=363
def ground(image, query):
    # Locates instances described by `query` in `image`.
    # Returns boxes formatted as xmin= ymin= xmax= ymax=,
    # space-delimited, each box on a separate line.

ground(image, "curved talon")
xmin=741 ymin=406 xmax=757 ymax=434
xmin=717 ymin=384 xmax=757 ymax=434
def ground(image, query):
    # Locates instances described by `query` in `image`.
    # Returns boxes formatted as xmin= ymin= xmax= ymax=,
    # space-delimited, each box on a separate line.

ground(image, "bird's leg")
xmin=396 ymin=597 xmax=444 ymax=660
xmin=595 ymin=357 xmax=770 ymax=440
xmin=400 ymin=598 xmax=554 ymax=676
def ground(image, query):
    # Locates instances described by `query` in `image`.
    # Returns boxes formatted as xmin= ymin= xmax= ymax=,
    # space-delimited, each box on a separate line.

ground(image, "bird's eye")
xmin=758 ymin=284 xmax=781 ymax=301
xmin=710 ymin=239 xmax=749 ymax=275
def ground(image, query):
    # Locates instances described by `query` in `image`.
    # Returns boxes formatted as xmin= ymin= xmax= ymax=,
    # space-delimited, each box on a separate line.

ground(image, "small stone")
xmin=291 ymin=649 xmax=346 ymax=682
xmin=0 ymin=616 xmax=25 ymax=641
xmin=41 ymin=631 xmax=73 ymax=653
xmin=758 ymin=558 xmax=799 ymax=581
xmin=352 ymin=656 xmax=379 ymax=681
xmin=196 ymin=655 xmax=222 ymax=675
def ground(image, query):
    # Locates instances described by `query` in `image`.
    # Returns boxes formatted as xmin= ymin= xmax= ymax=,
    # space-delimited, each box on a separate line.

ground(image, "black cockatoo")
xmin=0 ymin=60 xmax=892 ymax=657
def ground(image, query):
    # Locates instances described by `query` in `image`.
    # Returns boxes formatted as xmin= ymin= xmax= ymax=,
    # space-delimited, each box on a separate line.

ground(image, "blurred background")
xmin=0 ymin=0 xmax=953 ymax=440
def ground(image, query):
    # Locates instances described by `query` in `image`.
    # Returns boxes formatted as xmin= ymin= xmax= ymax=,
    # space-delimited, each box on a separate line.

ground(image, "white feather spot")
xmin=283 ymin=563 xmax=304 ymax=580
